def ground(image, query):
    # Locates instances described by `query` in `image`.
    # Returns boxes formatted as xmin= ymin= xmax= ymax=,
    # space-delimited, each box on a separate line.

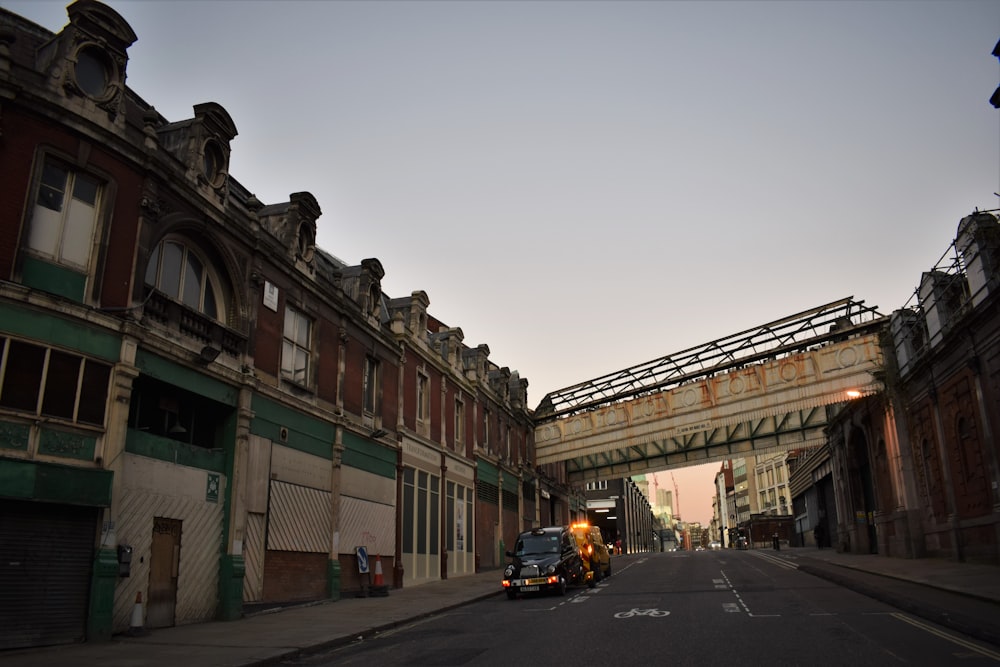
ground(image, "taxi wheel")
xmin=556 ymin=575 xmax=567 ymax=596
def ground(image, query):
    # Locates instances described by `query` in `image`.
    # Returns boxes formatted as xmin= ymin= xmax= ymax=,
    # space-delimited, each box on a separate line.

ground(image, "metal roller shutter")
xmin=0 ymin=499 xmax=97 ymax=649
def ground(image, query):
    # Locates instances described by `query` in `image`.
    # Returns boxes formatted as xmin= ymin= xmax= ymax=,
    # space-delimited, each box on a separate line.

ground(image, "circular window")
xmin=297 ymin=224 xmax=315 ymax=262
xmin=75 ymin=46 xmax=113 ymax=98
xmin=203 ymin=140 xmax=226 ymax=187
xmin=367 ymin=283 xmax=380 ymax=316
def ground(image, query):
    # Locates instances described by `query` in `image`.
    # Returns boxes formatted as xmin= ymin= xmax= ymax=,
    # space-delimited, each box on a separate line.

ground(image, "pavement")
xmin=2 ymin=548 xmax=998 ymax=666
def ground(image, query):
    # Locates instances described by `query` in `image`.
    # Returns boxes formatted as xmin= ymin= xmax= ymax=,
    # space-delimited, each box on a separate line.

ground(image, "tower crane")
xmin=671 ymin=472 xmax=680 ymax=521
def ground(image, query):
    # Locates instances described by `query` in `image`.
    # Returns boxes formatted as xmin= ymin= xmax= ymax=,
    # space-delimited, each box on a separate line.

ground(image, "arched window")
xmin=145 ymin=239 xmax=221 ymax=320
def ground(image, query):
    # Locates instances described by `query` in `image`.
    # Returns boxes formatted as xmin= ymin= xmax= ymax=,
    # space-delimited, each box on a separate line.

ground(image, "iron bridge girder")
xmin=565 ymin=407 xmax=829 ymax=483
xmin=535 ymin=332 xmax=883 ymax=478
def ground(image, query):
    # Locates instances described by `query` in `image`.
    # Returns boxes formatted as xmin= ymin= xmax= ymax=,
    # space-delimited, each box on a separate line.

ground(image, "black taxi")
xmin=502 ymin=526 xmax=588 ymax=599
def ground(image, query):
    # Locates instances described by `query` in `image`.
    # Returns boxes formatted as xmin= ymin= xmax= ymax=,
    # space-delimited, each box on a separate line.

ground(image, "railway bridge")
xmin=533 ymin=297 xmax=887 ymax=483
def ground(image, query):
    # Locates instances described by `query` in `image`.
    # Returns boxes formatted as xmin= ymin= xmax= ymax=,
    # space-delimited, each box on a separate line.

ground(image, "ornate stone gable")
xmin=34 ymin=0 xmax=136 ymax=124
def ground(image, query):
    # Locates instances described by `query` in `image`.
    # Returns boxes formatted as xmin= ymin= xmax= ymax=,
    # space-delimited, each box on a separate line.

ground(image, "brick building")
xmin=0 ymin=1 xmax=577 ymax=650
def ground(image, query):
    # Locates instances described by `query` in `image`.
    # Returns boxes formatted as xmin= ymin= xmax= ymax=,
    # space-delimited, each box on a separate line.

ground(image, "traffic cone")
xmin=128 ymin=592 xmax=147 ymax=636
xmin=370 ymin=554 xmax=389 ymax=596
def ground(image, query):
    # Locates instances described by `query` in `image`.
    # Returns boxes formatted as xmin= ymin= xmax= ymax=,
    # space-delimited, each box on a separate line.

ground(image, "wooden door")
xmin=147 ymin=517 xmax=181 ymax=628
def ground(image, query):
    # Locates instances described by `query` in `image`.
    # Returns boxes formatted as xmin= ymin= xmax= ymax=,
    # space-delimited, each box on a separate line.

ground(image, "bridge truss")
xmin=533 ymin=297 xmax=887 ymax=481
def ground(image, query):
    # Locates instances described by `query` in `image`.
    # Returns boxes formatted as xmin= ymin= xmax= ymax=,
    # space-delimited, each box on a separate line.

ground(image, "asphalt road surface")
xmin=284 ymin=551 xmax=1000 ymax=666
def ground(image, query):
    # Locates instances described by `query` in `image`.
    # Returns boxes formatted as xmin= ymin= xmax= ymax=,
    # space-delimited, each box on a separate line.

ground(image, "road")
xmin=283 ymin=550 xmax=1000 ymax=666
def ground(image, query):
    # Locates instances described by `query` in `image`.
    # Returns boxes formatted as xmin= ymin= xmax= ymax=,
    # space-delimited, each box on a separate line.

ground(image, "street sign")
xmin=355 ymin=546 xmax=369 ymax=574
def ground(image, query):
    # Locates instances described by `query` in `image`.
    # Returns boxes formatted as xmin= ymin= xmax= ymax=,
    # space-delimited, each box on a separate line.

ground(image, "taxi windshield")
xmin=515 ymin=534 xmax=559 ymax=556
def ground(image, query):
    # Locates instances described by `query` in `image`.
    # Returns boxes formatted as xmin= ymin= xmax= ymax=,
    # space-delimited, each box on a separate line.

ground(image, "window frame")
xmin=144 ymin=237 xmax=224 ymax=321
xmin=0 ymin=336 xmax=111 ymax=428
xmin=454 ymin=396 xmax=465 ymax=447
xmin=483 ymin=408 xmax=491 ymax=452
xmin=281 ymin=304 xmax=313 ymax=387
xmin=416 ymin=371 xmax=430 ymax=425
xmin=363 ymin=355 xmax=381 ymax=416
xmin=26 ymin=156 xmax=106 ymax=274
xmin=74 ymin=44 xmax=116 ymax=100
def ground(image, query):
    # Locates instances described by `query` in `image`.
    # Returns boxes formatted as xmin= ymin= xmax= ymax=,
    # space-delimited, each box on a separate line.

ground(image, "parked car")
xmin=570 ymin=521 xmax=611 ymax=580
xmin=502 ymin=526 xmax=588 ymax=599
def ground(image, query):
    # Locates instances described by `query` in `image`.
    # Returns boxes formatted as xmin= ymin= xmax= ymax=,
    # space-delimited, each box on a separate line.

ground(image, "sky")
xmin=8 ymin=0 xmax=1000 ymax=525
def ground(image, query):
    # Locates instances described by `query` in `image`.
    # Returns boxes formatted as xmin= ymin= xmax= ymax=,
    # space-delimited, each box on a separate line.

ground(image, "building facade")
xmin=825 ymin=211 xmax=1000 ymax=562
xmin=0 ymin=2 xmax=577 ymax=650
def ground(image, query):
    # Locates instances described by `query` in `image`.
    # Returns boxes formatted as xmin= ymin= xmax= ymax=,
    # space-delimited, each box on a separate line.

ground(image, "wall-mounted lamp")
xmin=198 ymin=345 xmax=221 ymax=364
xmin=371 ymin=428 xmax=389 ymax=439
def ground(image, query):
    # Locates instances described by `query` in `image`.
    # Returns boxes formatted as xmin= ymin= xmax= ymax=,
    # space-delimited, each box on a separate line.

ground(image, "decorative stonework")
xmin=0 ymin=421 xmax=30 ymax=451
xmin=37 ymin=0 xmax=137 ymax=125
xmin=38 ymin=428 xmax=97 ymax=461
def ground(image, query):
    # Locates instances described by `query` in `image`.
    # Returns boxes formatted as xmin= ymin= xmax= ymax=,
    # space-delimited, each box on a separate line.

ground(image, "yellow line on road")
xmin=891 ymin=613 xmax=1000 ymax=661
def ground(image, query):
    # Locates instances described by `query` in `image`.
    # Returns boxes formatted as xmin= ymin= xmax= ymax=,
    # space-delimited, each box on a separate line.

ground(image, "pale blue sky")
xmin=9 ymin=0 xmax=1000 ymax=523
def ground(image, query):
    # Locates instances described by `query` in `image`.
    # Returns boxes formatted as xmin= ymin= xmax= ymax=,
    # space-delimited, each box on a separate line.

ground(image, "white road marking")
xmin=750 ymin=551 xmax=799 ymax=570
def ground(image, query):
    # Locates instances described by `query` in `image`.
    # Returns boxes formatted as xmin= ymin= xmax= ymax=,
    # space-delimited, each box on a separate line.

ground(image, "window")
xmin=483 ymin=409 xmax=491 ymax=452
xmin=282 ymin=306 xmax=312 ymax=386
xmin=145 ymin=240 xmax=220 ymax=319
xmin=446 ymin=482 xmax=470 ymax=553
xmin=366 ymin=283 xmax=379 ymax=317
xmin=28 ymin=160 xmax=101 ymax=271
xmin=128 ymin=374 xmax=231 ymax=448
xmin=75 ymin=46 xmax=113 ymax=98
xmin=202 ymin=140 xmax=225 ymax=187
xmin=416 ymin=372 xmax=429 ymax=423
xmin=0 ymin=337 xmax=110 ymax=427
xmin=402 ymin=467 xmax=442 ymax=557
xmin=297 ymin=224 xmax=315 ymax=263
xmin=454 ymin=398 xmax=464 ymax=445
xmin=363 ymin=356 xmax=380 ymax=415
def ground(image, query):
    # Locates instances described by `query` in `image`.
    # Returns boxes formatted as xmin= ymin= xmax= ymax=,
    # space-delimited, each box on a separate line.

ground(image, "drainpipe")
xmin=440 ymin=456 xmax=448 ymax=580
xmin=394 ymin=447 xmax=405 ymax=587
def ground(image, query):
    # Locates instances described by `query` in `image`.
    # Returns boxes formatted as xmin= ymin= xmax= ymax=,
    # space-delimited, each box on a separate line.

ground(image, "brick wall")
xmin=262 ymin=550 xmax=327 ymax=602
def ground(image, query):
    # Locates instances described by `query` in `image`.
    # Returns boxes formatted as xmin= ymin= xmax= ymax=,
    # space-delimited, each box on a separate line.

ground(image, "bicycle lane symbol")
xmin=614 ymin=608 xmax=670 ymax=619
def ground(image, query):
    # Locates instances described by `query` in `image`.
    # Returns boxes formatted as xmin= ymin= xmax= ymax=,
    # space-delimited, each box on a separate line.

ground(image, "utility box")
xmin=117 ymin=544 xmax=133 ymax=578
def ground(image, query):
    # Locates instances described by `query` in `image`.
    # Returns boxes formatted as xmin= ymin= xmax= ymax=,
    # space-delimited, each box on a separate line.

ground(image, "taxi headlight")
xmin=504 ymin=565 xmax=515 ymax=578
xmin=546 ymin=564 xmax=556 ymax=575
